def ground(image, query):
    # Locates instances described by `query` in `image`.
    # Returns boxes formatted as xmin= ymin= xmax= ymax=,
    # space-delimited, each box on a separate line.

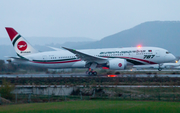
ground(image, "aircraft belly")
xmin=12 ymin=58 xmax=86 ymax=69
xmin=71 ymin=61 xmax=86 ymax=68
xmin=31 ymin=61 xmax=85 ymax=69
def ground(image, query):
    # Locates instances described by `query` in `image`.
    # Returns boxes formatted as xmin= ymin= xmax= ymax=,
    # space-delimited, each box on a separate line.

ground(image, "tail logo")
xmin=17 ymin=41 xmax=27 ymax=51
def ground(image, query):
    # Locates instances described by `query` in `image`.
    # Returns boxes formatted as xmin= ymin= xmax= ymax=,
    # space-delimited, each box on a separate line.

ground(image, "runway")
xmin=1 ymin=73 xmax=180 ymax=78
xmin=13 ymin=85 xmax=180 ymax=88
xmin=0 ymin=73 xmax=89 ymax=78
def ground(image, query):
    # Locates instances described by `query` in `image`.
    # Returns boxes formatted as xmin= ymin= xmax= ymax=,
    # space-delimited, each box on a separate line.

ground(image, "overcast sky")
xmin=0 ymin=0 xmax=180 ymax=40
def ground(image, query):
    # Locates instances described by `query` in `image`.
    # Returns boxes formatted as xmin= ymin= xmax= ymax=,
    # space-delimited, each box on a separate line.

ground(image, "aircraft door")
xmin=42 ymin=55 xmax=47 ymax=62
xmin=156 ymin=50 xmax=160 ymax=57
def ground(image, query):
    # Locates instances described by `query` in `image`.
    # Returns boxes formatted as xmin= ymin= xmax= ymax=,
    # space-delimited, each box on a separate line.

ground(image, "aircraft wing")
xmin=62 ymin=47 xmax=107 ymax=63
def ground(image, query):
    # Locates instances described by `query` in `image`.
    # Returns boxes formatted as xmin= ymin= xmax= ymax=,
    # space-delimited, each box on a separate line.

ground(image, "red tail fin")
xmin=5 ymin=27 xmax=39 ymax=57
xmin=5 ymin=27 xmax=18 ymax=41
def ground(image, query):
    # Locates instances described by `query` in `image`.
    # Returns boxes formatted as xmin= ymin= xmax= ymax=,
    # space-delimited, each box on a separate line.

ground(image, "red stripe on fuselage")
xmin=30 ymin=57 xmax=156 ymax=65
xmin=30 ymin=59 xmax=81 ymax=64
xmin=121 ymin=57 xmax=157 ymax=64
xmin=5 ymin=27 xmax=18 ymax=41
xmin=102 ymin=56 xmax=157 ymax=64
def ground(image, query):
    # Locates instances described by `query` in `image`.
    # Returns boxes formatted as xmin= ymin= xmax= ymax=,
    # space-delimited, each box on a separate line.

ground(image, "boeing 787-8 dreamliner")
xmin=5 ymin=27 xmax=176 ymax=75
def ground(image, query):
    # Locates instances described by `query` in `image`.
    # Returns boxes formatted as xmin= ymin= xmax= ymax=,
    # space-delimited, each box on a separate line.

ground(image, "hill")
xmin=74 ymin=21 xmax=180 ymax=56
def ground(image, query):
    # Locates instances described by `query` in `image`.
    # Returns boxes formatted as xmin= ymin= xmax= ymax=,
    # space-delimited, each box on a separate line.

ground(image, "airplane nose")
xmin=170 ymin=54 xmax=176 ymax=61
xmin=164 ymin=54 xmax=176 ymax=62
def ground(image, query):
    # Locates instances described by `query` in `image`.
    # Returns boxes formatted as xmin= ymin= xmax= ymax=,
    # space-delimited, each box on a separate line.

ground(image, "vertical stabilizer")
xmin=5 ymin=27 xmax=39 ymax=57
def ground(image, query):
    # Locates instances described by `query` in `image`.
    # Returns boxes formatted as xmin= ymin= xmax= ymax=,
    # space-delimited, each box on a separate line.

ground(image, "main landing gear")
xmin=86 ymin=70 xmax=97 ymax=76
xmin=86 ymin=63 xmax=98 ymax=76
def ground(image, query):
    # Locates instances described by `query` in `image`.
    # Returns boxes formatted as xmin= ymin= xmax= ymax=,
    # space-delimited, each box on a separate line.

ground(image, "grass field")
xmin=0 ymin=100 xmax=180 ymax=113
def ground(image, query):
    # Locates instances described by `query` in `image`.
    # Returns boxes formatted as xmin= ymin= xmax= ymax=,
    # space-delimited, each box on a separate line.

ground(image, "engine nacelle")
xmin=108 ymin=59 xmax=127 ymax=70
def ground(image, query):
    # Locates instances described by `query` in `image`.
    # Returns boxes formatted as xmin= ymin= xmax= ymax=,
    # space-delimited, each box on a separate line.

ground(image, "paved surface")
xmin=12 ymin=85 xmax=180 ymax=88
xmin=0 ymin=73 xmax=180 ymax=78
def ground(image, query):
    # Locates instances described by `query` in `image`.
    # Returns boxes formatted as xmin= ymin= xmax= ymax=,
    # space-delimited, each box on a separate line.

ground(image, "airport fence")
xmin=1 ymin=76 xmax=180 ymax=105
xmin=1 ymin=85 xmax=180 ymax=105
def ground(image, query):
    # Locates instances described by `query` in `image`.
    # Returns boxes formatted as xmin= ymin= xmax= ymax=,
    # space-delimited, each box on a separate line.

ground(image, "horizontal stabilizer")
xmin=47 ymin=46 xmax=63 ymax=51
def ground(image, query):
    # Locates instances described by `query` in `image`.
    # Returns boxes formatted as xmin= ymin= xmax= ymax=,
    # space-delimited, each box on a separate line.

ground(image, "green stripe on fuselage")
xmin=126 ymin=59 xmax=144 ymax=65
xmin=17 ymin=53 xmax=77 ymax=62
xmin=33 ymin=58 xmax=77 ymax=62
xmin=100 ymin=56 xmax=145 ymax=65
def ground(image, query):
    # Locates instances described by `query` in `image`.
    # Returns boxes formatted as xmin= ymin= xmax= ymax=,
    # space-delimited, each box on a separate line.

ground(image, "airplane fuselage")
xmin=12 ymin=47 xmax=175 ymax=69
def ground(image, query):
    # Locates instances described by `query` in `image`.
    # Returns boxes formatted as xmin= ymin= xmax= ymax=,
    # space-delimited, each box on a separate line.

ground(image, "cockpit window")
xmin=166 ymin=51 xmax=170 ymax=54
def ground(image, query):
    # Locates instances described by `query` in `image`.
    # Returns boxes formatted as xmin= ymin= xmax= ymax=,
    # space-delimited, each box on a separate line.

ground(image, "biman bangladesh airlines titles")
xmin=5 ymin=27 xmax=176 ymax=75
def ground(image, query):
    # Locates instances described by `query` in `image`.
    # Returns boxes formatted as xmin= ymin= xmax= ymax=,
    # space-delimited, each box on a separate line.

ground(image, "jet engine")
xmin=108 ymin=59 xmax=127 ymax=70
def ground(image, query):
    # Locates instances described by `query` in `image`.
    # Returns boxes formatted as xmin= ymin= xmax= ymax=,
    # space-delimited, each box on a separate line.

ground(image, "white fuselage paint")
xmin=12 ymin=47 xmax=175 ymax=69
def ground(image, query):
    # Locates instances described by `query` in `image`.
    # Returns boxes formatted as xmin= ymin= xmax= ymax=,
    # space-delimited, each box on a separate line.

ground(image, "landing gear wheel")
xmin=88 ymin=71 xmax=93 ymax=75
xmin=87 ymin=71 xmax=97 ymax=76
xmin=92 ymin=71 xmax=97 ymax=76
xmin=158 ymin=64 xmax=163 ymax=71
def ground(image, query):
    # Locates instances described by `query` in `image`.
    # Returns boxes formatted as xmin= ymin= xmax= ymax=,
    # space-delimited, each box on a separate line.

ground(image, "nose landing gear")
xmin=158 ymin=68 xmax=162 ymax=71
xmin=158 ymin=64 xmax=163 ymax=71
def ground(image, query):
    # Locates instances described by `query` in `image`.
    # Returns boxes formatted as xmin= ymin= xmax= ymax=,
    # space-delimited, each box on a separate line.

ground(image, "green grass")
xmin=0 ymin=100 xmax=180 ymax=113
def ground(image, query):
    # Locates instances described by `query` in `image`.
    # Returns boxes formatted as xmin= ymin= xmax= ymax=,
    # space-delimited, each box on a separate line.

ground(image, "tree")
xmin=0 ymin=60 xmax=5 ymax=72
xmin=6 ymin=63 xmax=18 ymax=72
xmin=0 ymin=79 xmax=15 ymax=100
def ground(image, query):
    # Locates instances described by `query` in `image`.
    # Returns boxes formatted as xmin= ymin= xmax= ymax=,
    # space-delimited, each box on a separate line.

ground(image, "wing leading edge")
xmin=62 ymin=47 xmax=107 ymax=64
